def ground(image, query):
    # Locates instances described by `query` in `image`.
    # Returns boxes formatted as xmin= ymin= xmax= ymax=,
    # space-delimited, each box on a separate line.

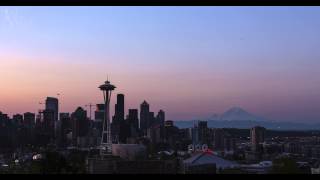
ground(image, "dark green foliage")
xmin=26 ymin=150 xmax=87 ymax=174
xmin=271 ymin=157 xmax=304 ymax=174
xmin=220 ymin=168 xmax=247 ymax=174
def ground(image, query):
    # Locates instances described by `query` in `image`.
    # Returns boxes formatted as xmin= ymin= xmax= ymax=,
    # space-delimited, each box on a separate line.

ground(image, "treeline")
xmin=222 ymin=128 xmax=320 ymax=138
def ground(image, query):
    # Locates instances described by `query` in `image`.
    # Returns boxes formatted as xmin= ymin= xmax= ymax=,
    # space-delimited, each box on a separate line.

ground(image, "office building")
xmin=165 ymin=120 xmax=174 ymax=127
xmin=198 ymin=121 xmax=208 ymax=144
xmin=71 ymin=107 xmax=89 ymax=144
xmin=12 ymin=114 xmax=23 ymax=125
xmin=140 ymin=100 xmax=150 ymax=134
xmin=45 ymin=97 xmax=59 ymax=122
xmin=114 ymin=94 xmax=125 ymax=123
xmin=112 ymin=94 xmax=126 ymax=143
xmin=251 ymin=126 xmax=266 ymax=153
xmin=59 ymin=113 xmax=71 ymax=147
xmin=156 ymin=110 xmax=165 ymax=126
xmin=214 ymin=129 xmax=225 ymax=151
xmin=41 ymin=109 xmax=55 ymax=143
xmin=23 ymin=112 xmax=35 ymax=127
xmin=148 ymin=111 xmax=155 ymax=127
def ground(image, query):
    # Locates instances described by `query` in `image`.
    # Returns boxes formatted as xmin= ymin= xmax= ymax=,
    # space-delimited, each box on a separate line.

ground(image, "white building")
xmin=183 ymin=151 xmax=239 ymax=173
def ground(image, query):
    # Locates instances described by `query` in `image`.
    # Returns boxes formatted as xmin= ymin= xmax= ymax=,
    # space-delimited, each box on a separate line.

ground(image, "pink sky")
xmin=1 ymin=7 xmax=320 ymax=122
xmin=1 ymin=52 xmax=319 ymax=122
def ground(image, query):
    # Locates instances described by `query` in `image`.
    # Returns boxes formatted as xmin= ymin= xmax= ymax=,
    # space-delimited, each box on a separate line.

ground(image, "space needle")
xmin=99 ymin=79 xmax=116 ymax=155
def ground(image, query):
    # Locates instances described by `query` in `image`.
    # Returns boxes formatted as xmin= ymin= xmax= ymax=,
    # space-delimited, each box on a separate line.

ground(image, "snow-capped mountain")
xmin=174 ymin=107 xmax=320 ymax=130
xmin=210 ymin=107 xmax=265 ymax=121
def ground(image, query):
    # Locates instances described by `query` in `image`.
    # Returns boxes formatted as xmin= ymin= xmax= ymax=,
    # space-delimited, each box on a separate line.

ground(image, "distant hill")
xmin=209 ymin=107 xmax=267 ymax=121
xmin=174 ymin=119 xmax=320 ymax=130
xmin=174 ymin=107 xmax=320 ymax=130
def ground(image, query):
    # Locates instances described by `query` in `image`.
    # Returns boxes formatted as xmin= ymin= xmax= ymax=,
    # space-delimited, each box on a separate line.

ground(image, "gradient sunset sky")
xmin=1 ymin=6 xmax=320 ymax=123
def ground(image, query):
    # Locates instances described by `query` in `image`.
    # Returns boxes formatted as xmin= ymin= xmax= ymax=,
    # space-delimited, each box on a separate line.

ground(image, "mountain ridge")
xmin=173 ymin=107 xmax=320 ymax=130
xmin=209 ymin=106 xmax=266 ymax=121
xmin=174 ymin=119 xmax=320 ymax=130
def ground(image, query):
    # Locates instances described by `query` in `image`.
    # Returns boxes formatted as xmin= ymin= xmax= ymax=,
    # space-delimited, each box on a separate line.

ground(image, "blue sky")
xmin=0 ymin=6 xmax=320 ymax=122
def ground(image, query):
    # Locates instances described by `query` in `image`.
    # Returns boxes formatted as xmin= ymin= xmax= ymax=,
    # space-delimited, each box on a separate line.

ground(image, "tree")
xmin=41 ymin=151 xmax=67 ymax=174
xmin=271 ymin=157 xmax=304 ymax=174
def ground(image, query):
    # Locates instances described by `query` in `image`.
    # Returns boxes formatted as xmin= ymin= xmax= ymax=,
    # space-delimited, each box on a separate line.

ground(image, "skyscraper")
xmin=0 ymin=111 xmax=2 ymax=125
xmin=23 ymin=112 xmax=35 ymax=127
xmin=213 ymin=129 xmax=225 ymax=151
xmin=128 ymin=109 xmax=139 ymax=138
xmin=13 ymin=114 xmax=23 ymax=125
xmin=198 ymin=121 xmax=208 ymax=144
xmin=140 ymin=100 xmax=150 ymax=134
xmin=45 ymin=97 xmax=59 ymax=122
xmin=114 ymin=94 xmax=125 ymax=123
xmin=148 ymin=112 xmax=155 ymax=127
xmin=59 ymin=113 xmax=71 ymax=147
xmin=191 ymin=126 xmax=199 ymax=145
xmin=147 ymin=124 xmax=161 ymax=144
xmin=95 ymin=104 xmax=105 ymax=121
xmin=112 ymin=94 xmax=125 ymax=143
xmin=42 ymin=109 xmax=55 ymax=143
xmin=156 ymin=110 xmax=165 ymax=141
xmin=94 ymin=104 xmax=105 ymax=134
xmin=128 ymin=109 xmax=139 ymax=130
xmin=251 ymin=126 xmax=266 ymax=153
xmin=71 ymin=107 xmax=89 ymax=143
xmin=165 ymin=120 xmax=174 ymax=127
xmin=164 ymin=120 xmax=179 ymax=147
xmin=156 ymin=110 xmax=165 ymax=126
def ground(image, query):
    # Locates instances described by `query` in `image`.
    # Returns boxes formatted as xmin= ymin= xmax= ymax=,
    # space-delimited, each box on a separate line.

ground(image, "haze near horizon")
xmin=1 ymin=6 xmax=320 ymax=123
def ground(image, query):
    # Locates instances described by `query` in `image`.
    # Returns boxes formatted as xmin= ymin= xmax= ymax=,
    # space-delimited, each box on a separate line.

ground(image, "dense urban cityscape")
xmin=0 ymin=80 xmax=319 ymax=174
xmin=2 ymin=6 xmax=320 ymax=175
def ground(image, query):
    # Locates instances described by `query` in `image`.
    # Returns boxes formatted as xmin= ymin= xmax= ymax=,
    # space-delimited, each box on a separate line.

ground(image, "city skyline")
xmin=1 ymin=7 xmax=320 ymax=122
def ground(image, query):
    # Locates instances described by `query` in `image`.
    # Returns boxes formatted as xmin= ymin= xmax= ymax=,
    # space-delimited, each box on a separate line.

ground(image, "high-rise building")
xmin=94 ymin=104 xmax=104 ymax=136
xmin=21 ymin=112 xmax=36 ymax=146
xmin=95 ymin=104 xmax=105 ymax=121
xmin=198 ymin=121 xmax=208 ymax=144
xmin=213 ymin=129 xmax=225 ymax=151
xmin=128 ymin=109 xmax=139 ymax=131
xmin=156 ymin=110 xmax=165 ymax=126
xmin=59 ymin=113 xmax=71 ymax=147
xmin=0 ymin=111 xmax=2 ymax=125
xmin=0 ymin=113 xmax=9 ymax=121
xmin=60 ymin=113 xmax=70 ymax=121
xmin=35 ymin=113 xmax=42 ymax=127
xmin=165 ymin=120 xmax=174 ymax=127
xmin=191 ymin=126 xmax=199 ymax=145
xmin=114 ymin=94 xmax=125 ymax=123
xmin=147 ymin=124 xmax=161 ymax=144
xmin=71 ymin=107 xmax=89 ymax=140
xmin=224 ymin=136 xmax=236 ymax=152
xmin=13 ymin=114 xmax=23 ymax=125
xmin=156 ymin=110 xmax=165 ymax=140
xmin=71 ymin=108 xmax=88 ymax=146
xmin=42 ymin=109 xmax=55 ymax=143
xmin=164 ymin=120 xmax=179 ymax=147
xmin=251 ymin=126 xmax=266 ymax=152
xmin=23 ymin=112 xmax=35 ymax=127
xmin=148 ymin=112 xmax=155 ymax=127
xmin=126 ymin=109 xmax=139 ymax=141
xmin=140 ymin=100 xmax=150 ymax=134
xmin=45 ymin=97 xmax=59 ymax=122
xmin=112 ymin=94 xmax=125 ymax=143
